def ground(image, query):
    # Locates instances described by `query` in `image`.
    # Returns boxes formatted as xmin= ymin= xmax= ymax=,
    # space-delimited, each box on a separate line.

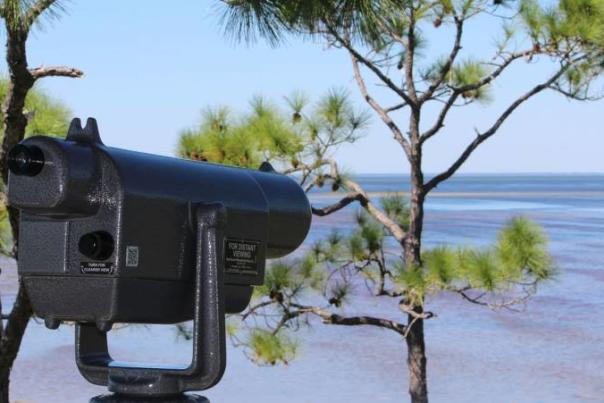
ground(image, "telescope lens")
xmin=79 ymin=231 xmax=114 ymax=261
xmin=7 ymin=144 xmax=45 ymax=176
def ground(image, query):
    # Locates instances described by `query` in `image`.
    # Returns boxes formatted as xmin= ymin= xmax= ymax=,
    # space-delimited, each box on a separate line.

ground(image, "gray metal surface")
xmin=7 ymin=117 xmax=311 ymax=327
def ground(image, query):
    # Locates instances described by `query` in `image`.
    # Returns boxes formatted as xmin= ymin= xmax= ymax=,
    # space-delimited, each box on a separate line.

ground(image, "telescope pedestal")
xmin=90 ymin=393 xmax=209 ymax=403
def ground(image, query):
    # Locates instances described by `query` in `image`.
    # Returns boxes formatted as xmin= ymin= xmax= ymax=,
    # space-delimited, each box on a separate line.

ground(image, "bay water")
xmin=5 ymin=174 xmax=603 ymax=402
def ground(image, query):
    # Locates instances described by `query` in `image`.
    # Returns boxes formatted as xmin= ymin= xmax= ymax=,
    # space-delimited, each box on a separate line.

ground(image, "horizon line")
xmin=348 ymin=172 xmax=604 ymax=176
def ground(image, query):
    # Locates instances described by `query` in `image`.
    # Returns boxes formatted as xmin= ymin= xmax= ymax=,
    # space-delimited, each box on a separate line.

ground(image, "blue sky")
xmin=9 ymin=1 xmax=604 ymax=173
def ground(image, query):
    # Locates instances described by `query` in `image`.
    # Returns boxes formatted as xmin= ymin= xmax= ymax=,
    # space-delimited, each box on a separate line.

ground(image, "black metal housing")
xmin=7 ymin=117 xmax=311 ymax=329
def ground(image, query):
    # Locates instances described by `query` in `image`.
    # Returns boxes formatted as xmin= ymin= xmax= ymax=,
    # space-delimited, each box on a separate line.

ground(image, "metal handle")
xmin=75 ymin=203 xmax=227 ymax=397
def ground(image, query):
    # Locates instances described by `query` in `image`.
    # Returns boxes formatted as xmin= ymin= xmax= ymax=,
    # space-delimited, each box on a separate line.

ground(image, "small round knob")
xmin=78 ymin=231 xmax=114 ymax=261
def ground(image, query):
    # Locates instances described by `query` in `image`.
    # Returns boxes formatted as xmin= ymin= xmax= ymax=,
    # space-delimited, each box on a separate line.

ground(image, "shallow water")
xmin=5 ymin=174 xmax=604 ymax=403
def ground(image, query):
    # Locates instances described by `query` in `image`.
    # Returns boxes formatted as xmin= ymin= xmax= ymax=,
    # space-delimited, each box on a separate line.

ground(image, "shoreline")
xmin=310 ymin=190 xmax=604 ymax=199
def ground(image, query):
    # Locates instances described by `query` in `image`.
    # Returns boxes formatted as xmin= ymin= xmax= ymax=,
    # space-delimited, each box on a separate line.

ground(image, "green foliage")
xmin=423 ymin=246 xmax=458 ymax=286
xmin=177 ymin=103 xmax=300 ymax=168
xmin=359 ymin=218 xmax=384 ymax=254
xmin=248 ymin=329 xmax=297 ymax=365
xmin=239 ymin=212 xmax=554 ymax=368
xmin=347 ymin=232 xmax=366 ymax=261
xmin=317 ymin=88 xmax=370 ymax=133
xmin=381 ymin=194 xmax=410 ymax=230
xmin=393 ymin=216 xmax=555 ymax=300
xmin=327 ymin=281 xmax=352 ymax=307
xmin=298 ymin=253 xmax=324 ymax=290
xmin=221 ymin=0 xmax=411 ymax=47
xmin=460 ymin=249 xmax=500 ymax=291
xmin=258 ymin=261 xmax=294 ymax=295
xmin=395 ymin=262 xmax=427 ymax=304
xmin=177 ymin=90 xmax=367 ymax=174
xmin=226 ymin=316 xmax=242 ymax=337
xmin=0 ymin=0 xmax=66 ymax=32
xmin=223 ymin=0 xmax=604 ymax=104
xmin=449 ymin=59 xmax=492 ymax=103
xmin=350 ymin=211 xmax=387 ymax=256
xmin=519 ymin=0 xmax=604 ymax=92
xmin=0 ymin=203 xmax=12 ymax=254
xmin=496 ymin=216 xmax=553 ymax=280
xmin=0 ymin=80 xmax=71 ymax=140
xmin=521 ymin=0 xmax=604 ymax=46
xmin=255 ymin=251 xmax=328 ymax=300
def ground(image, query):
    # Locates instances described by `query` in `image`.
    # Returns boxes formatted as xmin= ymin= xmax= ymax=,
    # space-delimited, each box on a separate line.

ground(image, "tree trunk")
xmin=404 ymin=153 xmax=428 ymax=403
xmin=0 ymin=26 xmax=36 ymax=403
xmin=1 ymin=30 xmax=35 ymax=183
xmin=0 ymin=295 xmax=4 ymax=403
xmin=405 ymin=308 xmax=428 ymax=403
xmin=0 ymin=374 xmax=9 ymax=403
xmin=0 ymin=284 xmax=33 ymax=403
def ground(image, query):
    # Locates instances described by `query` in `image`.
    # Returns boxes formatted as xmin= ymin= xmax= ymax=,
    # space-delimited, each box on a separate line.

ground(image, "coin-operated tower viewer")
xmin=7 ymin=118 xmax=312 ymax=403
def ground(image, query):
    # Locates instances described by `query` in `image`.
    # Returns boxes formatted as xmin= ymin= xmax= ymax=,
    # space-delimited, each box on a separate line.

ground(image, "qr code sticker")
xmin=126 ymin=246 xmax=139 ymax=267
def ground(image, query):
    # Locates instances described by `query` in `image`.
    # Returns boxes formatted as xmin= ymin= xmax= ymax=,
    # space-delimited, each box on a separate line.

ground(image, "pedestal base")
xmin=90 ymin=394 xmax=209 ymax=403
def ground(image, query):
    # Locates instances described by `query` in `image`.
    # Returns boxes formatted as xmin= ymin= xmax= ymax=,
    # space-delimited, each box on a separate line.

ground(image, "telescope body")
xmin=7 ymin=119 xmax=311 ymax=328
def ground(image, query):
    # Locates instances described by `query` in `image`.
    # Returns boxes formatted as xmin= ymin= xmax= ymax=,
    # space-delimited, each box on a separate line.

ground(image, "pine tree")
xmin=212 ymin=1 xmax=604 ymax=401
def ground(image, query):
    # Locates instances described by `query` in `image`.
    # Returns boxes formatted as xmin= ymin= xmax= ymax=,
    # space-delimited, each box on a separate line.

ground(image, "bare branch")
xmin=421 ymin=48 xmax=557 ymax=144
xmin=420 ymin=91 xmax=461 ymax=143
xmin=311 ymin=192 xmax=364 ymax=217
xmin=324 ymin=23 xmax=416 ymax=108
xmin=456 ymin=282 xmax=539 ymax=312
xmin=30 ymin=65 xmax=83 ymax=80
xmin=424 ymin=62 xmax=574 ymax=193
xmin=548 ymin=84 xmax=604 ymax=101
xmin=419 ymin=17 xmax=464 ymax=104
xmin=351 ymin=54 xmax=412 ymax=159
xmin=241 ymin=300 xmax=275 ymax=321
xmin=385 ymin=102 xmax=408 ymax=113
xmin=455 ymin=49 xmax=537 ymax=93
xmin=293 ymin=305 xmax=407 ymax=336
xmin=399 ymin=301 xmax=435 ymax=320
xmin=325 ymin=159 xmax=407 ymax=242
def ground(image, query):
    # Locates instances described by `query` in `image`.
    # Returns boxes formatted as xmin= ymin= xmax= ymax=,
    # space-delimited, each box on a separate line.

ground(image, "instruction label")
xmin=224 ymin=238 xmax=260 ymax=275
xmin=80 ymin=262 xmax=113 ymax=275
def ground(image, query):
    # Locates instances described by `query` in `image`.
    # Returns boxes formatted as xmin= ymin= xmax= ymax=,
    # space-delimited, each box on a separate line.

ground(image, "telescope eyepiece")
xmin=8 ymin=144 xmax=45 ymax=176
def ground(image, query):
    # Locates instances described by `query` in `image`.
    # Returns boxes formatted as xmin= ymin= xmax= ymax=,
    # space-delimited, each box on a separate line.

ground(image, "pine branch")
xmin=548 ymin=84 xmax=604 ymax=101
xmin=421 ymin=48 xmax=541 ymax=144
xmin=424 ymin=61 xmax=576 ymax=193
xmin=291 ymin=304 xmax=408 ymax=336
xmin=454 ymin=48 xmax=538 ymax=94
xmin=23 ymin=0 xmax=57 ymax=28
xmin=350 ymin=54 xmax=412 ymax=159
xmin=385 ymin=102 xmax=408 ymax=113
xmin=399 ymin=301 xmax=435 ymax=320
xmin=324 ymin=22 xmax=416 ymax=108
xmin=324 ymin=159 xmax=407 ymax=242
xmin=420 ymin=91 xmax=461 ymax=143
xmin=455 ymin=282 xmax=539 ymax=312
xmin=30 ymin=65 xmax=84 ymax=80
xmin=419 ymin=16 xmax=464 ymax=104
xmin=241 ymin=300 xmax=275 ymax=321
xmin=311 ymin=192 xmax=365 ymax=217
